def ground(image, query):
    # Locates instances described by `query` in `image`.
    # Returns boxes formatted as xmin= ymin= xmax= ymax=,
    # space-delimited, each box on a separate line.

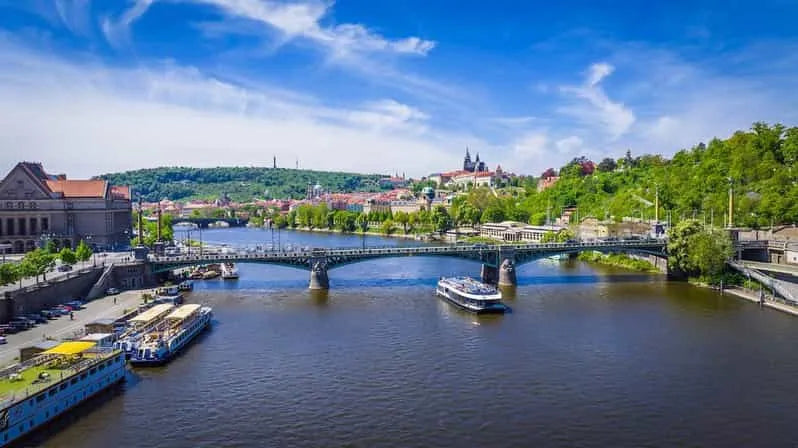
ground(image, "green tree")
xmin=0 ymin=263 xmax=19 ymax=286
xmin=355 ymin=213 xmax=368 ymax=232
xmin=44 ymin=239 xmax=57 ymax=254
xmin=541 ymin=231 xmax=558 ymax=243
xmin=394 ymin=211 xmax=409 ymax=233
xmin=76 ymin=240 xmax=93 ymax=262
xmin=380 ymin=219 xmax=395 ymax=235
xmin=58 ymin=247 xmax=77 ymax=265
xmin=22 ymin=249 xmax=56 ymax=282
xmin=482 ymin=206 xmax=506 ymax=223
xmin=431 ymin=206 xmax=452 ymax=233
xmin=687 ymin=229 xmax=733 ymax=278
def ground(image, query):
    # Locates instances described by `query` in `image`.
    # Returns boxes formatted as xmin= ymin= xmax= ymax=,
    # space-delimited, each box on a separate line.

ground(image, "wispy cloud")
xmin=0 ymin=37 xmax=466 ymax=177
xmin=558 ymin=62 xmax=636 ymax=139
xmin=101 ymin=0 xmax=154 ymax=48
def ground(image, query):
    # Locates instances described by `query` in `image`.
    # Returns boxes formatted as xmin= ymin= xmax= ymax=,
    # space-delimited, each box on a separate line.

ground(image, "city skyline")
xmin=1 ymin=1 xmax=797 ymax=177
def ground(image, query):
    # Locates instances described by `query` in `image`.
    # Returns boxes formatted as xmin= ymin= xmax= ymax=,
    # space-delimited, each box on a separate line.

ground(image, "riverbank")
xmin=577 ymin=251 xmax=660 ymax=273
xmin=722 ymin=286 xmax=798 ymax=317
xmin=0 ymin=288 xmax=148 ymax=367
xmin=253 ymin=225 xmax=440 ymax=241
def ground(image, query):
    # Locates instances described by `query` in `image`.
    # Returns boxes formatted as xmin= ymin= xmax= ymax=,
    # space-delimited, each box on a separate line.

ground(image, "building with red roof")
xmin=0 ymin=162 xmax=132 ymax=253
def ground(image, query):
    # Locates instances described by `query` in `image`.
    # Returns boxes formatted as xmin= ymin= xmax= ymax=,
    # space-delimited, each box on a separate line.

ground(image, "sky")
xmin=1 ymin=0 xmax=798 ymax=178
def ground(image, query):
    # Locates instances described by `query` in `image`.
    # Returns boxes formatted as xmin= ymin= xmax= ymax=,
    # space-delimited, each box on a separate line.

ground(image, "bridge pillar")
xmin=309 ymin=260 xmax=329 ymax=290
xmin=498 ymin=258 xmax=517 ymax=286
xmin=481 ymin=264 xmax=498 ymax=285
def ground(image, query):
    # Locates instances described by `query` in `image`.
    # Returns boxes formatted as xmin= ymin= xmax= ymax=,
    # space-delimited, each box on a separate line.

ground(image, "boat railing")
xmin=0 ymin=350 xmax=118 ymax=409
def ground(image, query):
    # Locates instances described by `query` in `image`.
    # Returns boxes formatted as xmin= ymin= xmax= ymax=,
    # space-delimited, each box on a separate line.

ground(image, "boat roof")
xmin=43 ymin=341 xmax=96 ymax=355
xmin=165 ymin=304 xmax=201 ymax=320
xmin=129 ymin=304 xmax=175 ymax=323
xmin=80 ymin=333 xmax=114 ymax=341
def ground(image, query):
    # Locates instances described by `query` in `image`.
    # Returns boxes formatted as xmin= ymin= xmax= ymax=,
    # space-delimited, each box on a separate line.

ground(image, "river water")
xmin=37 ymin=228 xmax=798 ymax=447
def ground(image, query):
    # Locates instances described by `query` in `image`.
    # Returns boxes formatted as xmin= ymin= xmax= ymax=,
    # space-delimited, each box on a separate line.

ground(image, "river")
xmin=37 ymin=228 xmax=798 ymax=447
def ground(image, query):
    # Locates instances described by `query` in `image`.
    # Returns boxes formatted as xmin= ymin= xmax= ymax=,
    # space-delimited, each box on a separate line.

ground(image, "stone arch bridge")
xmin=148 ymin=240 xmax=668 ymax=289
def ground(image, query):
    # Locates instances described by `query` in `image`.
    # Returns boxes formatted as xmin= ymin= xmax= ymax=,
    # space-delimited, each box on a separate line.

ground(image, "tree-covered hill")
xmin=96 ymin=166 xmax=388 ymax=202
xmin=454 ymin=122 xmax=798 ymax=228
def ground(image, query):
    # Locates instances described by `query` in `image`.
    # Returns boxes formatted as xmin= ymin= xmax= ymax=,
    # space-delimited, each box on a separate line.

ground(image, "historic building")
xmin=462 ymin=148 xmax=487 ymax=173
xmin=0 ymin=162 xmax=132 ymax=253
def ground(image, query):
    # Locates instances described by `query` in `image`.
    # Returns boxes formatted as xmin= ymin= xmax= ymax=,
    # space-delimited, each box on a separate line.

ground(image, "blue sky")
xmin=1 ymin=0 xmax=797 ymax=178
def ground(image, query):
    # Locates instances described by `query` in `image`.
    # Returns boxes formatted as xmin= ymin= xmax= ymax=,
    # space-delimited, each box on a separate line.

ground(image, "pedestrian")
xmin=113 ymin=296 xmax=117 ymax=304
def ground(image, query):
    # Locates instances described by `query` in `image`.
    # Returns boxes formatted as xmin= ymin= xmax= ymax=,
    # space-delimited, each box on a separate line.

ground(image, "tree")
xmin=59 ymin=248 xmax=77 ymax=265
xmin=0 ymin=263 xmax=19 ymax=286
xmin=482 ymin=206 xmax=506 ymax=223
xmin=687 ymin=229 xmax=733 ymax=278
xmin=394 ymin=211 xmax=409 ymax=233
xmin=379 ymin=219 xmax=395 ymax=235
xmin=355 ymin=213 xmax=368 ymax=232
xmin=431 ymin=206 xmax=452 ymax=233
xmin=44 ymin=240 xmax=57 ymax=254
xmin=22 ymin=249 xmax=56 ymax=282
xmin=76 ymin=240 xmax=93 ymax=262
xmin=541 ymin=231 xmax=558 ymax=243
xmin=597 ymin=157 xmax=617 ymax=172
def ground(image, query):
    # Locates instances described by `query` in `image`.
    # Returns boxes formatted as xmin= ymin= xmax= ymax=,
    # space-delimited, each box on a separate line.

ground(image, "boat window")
xmin=71 ymin=378 xmax=78 ymax=385
xmin=60 ymin=384 xmax=67 ymax=391
xmin=48 ymin=389 xmax=57 ymax=397
xmin=80 ymin=373 xmax=87 ymax=380
xmin=36 ymin=394 xmax=45 ymax=402
xmin=89 ymin=368 xmax=96 ymax=375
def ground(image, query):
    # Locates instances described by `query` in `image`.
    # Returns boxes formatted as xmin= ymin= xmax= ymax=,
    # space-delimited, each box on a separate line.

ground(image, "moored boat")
xmin=114 ymin=304 xmax=176 ymax=358
xmin=178 ymin=280 xmax=194 ymax=291
xmin=129 ymin=304 xmax=213 ymax=366
xmin=0 ymin=341 xmax=125 ymax=446
xmin=436 ymin=277 xmax=510 ymax=314
xmin=221 ymin=263 xmax=239 ymax=280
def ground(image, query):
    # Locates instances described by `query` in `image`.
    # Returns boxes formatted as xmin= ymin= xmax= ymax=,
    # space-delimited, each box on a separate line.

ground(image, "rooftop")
xmin=45 ymin=179 xmax=107 ymax=198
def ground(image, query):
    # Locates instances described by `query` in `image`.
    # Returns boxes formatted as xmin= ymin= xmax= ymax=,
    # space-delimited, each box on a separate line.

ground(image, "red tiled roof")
xmin=45 ymin=180 xmax=107 ymax=198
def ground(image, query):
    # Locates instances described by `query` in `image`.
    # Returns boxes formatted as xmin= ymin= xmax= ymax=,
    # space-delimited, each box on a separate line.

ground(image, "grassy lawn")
xmin=0 ymin=365 xmax=69 ymax=399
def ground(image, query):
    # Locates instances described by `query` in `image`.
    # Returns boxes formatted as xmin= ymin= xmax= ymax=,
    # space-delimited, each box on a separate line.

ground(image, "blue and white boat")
xmin=436 ymin=277 xmax=510 ymax=314
xmin=114 ymin=304 xmax=176 ymax=359
xmin=129 ymin=304 xmax=212 ymax=366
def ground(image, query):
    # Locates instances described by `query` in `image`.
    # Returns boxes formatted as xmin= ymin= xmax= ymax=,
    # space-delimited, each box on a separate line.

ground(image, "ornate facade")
xmin=0 ymin=162 xmax=132 ymax=253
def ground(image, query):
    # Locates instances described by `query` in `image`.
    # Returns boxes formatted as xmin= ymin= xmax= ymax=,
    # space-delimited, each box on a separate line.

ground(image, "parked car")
xmin=52 ymin=306 xmax=71 ymax=315
xmin=23 ymin=314 xmax=48 ymax=324
xmin=9 ymin=320 xmax=32 ymax=331
xmin=65 ymin=300 xmax=85 ymax=310
xmin=106 ymin=288 xmax=120 ymax=295
xmin=0 ymin=324 xmax=17 ymax=335
xmin=41 ymin=310 xmax=58 ymax=319
xmin=57 ymin=264 xmax=73 ymax=272
xmin=0 ymin=336 xmax=7 ymax=344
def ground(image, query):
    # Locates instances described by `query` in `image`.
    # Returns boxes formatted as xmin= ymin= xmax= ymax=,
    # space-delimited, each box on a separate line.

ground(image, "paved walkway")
xmin=0 ymin=252 xmax=134 ymax=295
xmin=0 ymin=289 xmax=146 ymax=367
xmin=724 ymin=286 xmax=798 ymax=317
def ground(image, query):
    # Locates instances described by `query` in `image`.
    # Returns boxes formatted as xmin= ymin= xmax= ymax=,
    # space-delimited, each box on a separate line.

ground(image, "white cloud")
xmin=0 ymin=39 xmax=459 ymax=178
xmin=54 ymin=0 xmax=93 ymax=36
xmin=555 ymin=135 xmax=583 ymax=153
xmin=103 ymin=0 xmax=435 ymax=56
xmin=559 ymin=62 xmax=635 ymax=139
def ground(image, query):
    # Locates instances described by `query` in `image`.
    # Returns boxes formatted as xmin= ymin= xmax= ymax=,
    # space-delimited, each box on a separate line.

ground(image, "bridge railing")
xmin=150 ymin=239 xmax=668 ymax=264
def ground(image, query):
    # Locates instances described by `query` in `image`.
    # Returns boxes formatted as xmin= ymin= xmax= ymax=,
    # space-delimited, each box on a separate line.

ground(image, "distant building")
xmin=0 ymin=162 xmax=132 ymax=253
xmin=379 ymin=176 xmax=408 ymax=189
xmin=537 ymin=175 xmax=560 ymax=192
xmin=480 ymin=221 xmax=565 ymax=242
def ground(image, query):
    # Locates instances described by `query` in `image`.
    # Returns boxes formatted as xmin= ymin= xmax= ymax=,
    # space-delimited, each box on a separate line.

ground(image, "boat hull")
xmin=436 ymin=288 xmax=509 ymax=314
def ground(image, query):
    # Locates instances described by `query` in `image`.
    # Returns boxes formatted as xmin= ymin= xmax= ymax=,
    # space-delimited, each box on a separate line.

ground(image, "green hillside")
xmin=453 ymin=122 xmax=798 ymax=228
xmin=96 ymin=166 xmax=388 ymax=202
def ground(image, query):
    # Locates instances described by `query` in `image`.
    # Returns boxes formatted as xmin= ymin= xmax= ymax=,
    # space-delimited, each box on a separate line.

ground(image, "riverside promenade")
xmin=0 ymin=289 xmax=145 ymax=366
xmin=725 ymin=286 xmax=798 ymax=317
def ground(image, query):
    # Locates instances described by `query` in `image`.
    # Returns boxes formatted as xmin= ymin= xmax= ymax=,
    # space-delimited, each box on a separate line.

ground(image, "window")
xmin=41 ymin=217 xmax=48 ymax=231
xmin=89 ymin=368 xmax=96 ymax=375
xmin=80 ymin=373 xmax=87 ymax=380
xmin=17 ymin=218 xmax=25 ymax=236
xmin=71 ymin=378 xmax=78 ymax=385
xmin=29 ymin=218 xmax=37 ymax=235
xmin=59 ymin=384 xmax=67 ymax=391
xmin=6 ymin=218 xmax=14 ymax=236
xmin=35 ymin=394 xmax=45 ymax=402
xmin=48 ymin=389 xmax=57 ymax=397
